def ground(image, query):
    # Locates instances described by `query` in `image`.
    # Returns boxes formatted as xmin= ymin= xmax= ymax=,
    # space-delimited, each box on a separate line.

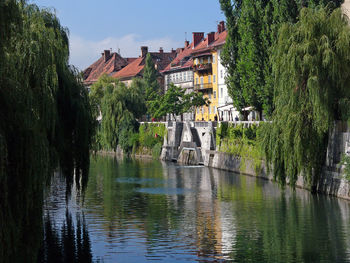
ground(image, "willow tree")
xmin=220 ymin=0 xmax=344 ymax=118
xmin=263 ymin=7 xmax=350 ymax=188
xmin=0 ymin=1 xmax=94 ymax=261
xmin=90 ymin=76 xmax=146 ymax=152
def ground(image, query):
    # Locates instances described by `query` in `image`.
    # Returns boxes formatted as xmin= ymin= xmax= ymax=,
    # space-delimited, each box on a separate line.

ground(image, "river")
xmin=40 ymin=155 xmax=350 ymax=262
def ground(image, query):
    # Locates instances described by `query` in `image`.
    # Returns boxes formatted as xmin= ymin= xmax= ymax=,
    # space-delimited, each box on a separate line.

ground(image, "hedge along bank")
xmin=131 ymin=123 xmax=167 ymax=158
xmin=215 ymin=122 xmax=265 ymax=174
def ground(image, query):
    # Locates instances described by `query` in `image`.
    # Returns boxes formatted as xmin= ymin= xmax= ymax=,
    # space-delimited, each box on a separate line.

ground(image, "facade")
xmin=212 ymin=24 xmax=238 ymax=121
xmin=162 ymin=41 xmax=194 ymax=121
xmin=192 ymin=24 xmax=228 ymax=121
xmin=112 ymin=46 xmax=176 ymax=87
xmin=83 ymin=49 xmax=136 ymax=88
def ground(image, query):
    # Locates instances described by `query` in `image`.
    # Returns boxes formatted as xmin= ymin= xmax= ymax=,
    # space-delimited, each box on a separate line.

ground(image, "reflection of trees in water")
xmin=38 ymin=210 xmax=93 ymax=263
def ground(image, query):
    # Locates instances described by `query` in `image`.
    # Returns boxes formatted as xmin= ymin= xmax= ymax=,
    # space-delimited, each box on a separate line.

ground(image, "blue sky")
xmin=31 ymin=0 xmax=225 ymax=70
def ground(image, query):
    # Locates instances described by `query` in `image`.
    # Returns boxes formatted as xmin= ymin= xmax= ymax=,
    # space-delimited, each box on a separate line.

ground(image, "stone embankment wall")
xmin=160 ymin=121 xmax=350 ymax=200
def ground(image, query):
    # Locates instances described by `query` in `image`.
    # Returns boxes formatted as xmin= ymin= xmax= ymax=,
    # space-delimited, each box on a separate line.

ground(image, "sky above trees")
xmin=31 ymin=0 xmax=225 ymax=70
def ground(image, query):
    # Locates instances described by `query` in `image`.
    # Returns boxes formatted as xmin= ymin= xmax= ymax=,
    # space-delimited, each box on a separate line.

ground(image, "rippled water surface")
xmin=43 ymin=155 xmax=350 ymax=262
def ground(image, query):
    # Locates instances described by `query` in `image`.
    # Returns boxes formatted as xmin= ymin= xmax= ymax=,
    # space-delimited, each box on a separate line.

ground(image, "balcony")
xmin=194 ymin=83 xmax=213 ymax=91
xmin=193 ymin=63 xmax=212 ymax=72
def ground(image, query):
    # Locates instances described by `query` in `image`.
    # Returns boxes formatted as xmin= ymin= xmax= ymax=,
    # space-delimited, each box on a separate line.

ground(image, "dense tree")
xmin=262 ymin=7 xmax=350 ymax=188
xmin=0 ymin=1 xmax=94 ymax=261
xmin=220 ymin=0 xmax=343 ymax=118
xmin=143 ymin=53 xmax=161 ymax=117
xmin=89 ymin=76 xmax=146 ymax=153
xmin=152 ymin=83 xmax=208 ymax=119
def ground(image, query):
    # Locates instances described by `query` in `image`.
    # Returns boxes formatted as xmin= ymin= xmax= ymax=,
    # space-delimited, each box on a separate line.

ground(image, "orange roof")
xmin=83 ymin=51 xmax=135 ymax=85
xmin=113 ymin=51 xmax=176 ymax=80
xmin=162 ymin=42 xmax=194 ymax=73
xmin=192 ymin=30 xmax=227 ymax=55
xmin=212 ymin=30 xmax=227 ymax=47
xmin=112 ymin=57 xmax=144 ymax=79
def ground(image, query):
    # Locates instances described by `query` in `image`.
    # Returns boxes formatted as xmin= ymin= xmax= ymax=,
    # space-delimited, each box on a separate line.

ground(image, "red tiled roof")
xmin=162 ymin=42 xmax=194 ymax=73
xmin=212 ymin=30 xmax=227 ymax=47
xmin=112 ymin=57 xmax=144 ymax=79
xmin=83 ymin=52 xmax=132 ymax=85
xmin=192 ymin=30 xmax=227 ymax=55
xmin=113 ymin=51 xmax=176 ymax=80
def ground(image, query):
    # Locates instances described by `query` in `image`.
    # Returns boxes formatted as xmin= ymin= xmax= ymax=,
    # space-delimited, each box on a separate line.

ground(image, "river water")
xmin=42 ymin=155 xmax=350 ymax=262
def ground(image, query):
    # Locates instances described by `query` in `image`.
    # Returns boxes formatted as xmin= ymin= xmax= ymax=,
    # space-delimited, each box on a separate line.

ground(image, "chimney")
xmin=207 ymin=32 xmax=215 ymax=45
xmin=103 ymin=50 xmax=111 ymax=62
xmin=176 ymin=48 xmax=183 ymax=54
xmin=192 ymin=32 xmax=204 ymax=47
xmin=159 ymin=47 xmax=163 ymax=54
xmin=220 ymin=21 xmax=225 ymax=33
xmin=184 ymin=40 xmax=190 ymax=48
xmin=171 ymin=48 xmax=176 ymax=54
xmin=141 ymin=46 xmax=148 ymax=57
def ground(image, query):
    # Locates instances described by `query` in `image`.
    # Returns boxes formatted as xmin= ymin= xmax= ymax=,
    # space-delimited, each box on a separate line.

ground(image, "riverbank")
xmin=204 ymin=150 xmax=350 ymax=201
xmin=159 ymin=120 xmax=350 ymax=201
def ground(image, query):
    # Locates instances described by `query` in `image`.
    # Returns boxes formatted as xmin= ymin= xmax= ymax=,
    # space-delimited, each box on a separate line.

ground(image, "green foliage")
xmin=152 ymin=83 xmax=208 ymax=119
xmin=143 ymin=53 xmax=160 ymax=116
xmin=216 ymin=123 xmax=263 ymax=173
xmin=152 ymin=143 xmax=163 ymax=159
xmin=340 ymin=155 xmax=350 ymax=181
xmin=89 ymin=76 xmax=146 ymax=153
xmin=138 ymin=123 xmax=166 ymax=148
xmin=220 ymin=0 xmax=343 ymax=117
xmin=263 ymin=7 xmax=350 ymax=188
xmin=0 ymin=1 xmax=94 ymax=261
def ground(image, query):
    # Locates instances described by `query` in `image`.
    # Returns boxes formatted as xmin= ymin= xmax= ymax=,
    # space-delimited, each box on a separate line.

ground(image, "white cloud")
xmin=69 ymin=34 xmax=182 ymax=70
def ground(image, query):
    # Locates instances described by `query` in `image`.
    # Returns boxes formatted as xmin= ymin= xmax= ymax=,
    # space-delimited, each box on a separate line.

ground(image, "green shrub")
xmin=341 ymin=155 xmax=350 ymax=181
xmin=152 ymin=143 xmax=163 ymax=159
xmin=216 ymin=123 xmax=264 ymax=174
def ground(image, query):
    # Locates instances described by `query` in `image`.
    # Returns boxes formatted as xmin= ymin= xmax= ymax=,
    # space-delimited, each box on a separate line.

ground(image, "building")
xmin=192 ymin=23 xmax=228 ymax=121
xmin=112 ymin=46 xmax=177 ymax=87
xmin=162 ymin=41 xmax=195 ymax=121
xmin=83 ymin=49 xmax=136 ymax=88
xmin=211 ymin=22 xmax=238 ymax=121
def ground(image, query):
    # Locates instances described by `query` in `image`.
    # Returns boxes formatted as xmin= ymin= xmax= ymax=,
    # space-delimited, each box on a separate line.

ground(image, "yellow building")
xmin=193 ymin=23 xmax=226 ymax=121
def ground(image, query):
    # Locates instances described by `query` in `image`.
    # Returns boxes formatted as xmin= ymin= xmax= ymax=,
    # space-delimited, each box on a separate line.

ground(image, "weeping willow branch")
xmin=263 ymin=7 xmax=350 ymax=188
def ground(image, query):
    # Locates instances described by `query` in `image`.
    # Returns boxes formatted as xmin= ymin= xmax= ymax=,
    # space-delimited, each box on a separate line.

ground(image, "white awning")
xmin=217 ymin=104 xmax=235 ymax=111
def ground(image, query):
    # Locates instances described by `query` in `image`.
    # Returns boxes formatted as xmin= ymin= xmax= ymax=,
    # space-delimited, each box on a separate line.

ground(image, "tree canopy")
xmin=89 ymin=75 xmax=146 ymax=152
xmin=220 ymin=0 xmax=344 ymax=117
xmin=262 ymin=6 xmax=350 ymax=188
xmin=143 ymin=53 xmax=161 ymax=117
xmin=0 ymin=1 xmax=94 ymax=261
xmin=152 ymin=83 xmax=208 ymax=119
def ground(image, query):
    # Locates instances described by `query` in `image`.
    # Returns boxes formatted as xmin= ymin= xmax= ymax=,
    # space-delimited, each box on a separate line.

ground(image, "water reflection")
xmin=42 ymin=155 xmax=350 ymax=262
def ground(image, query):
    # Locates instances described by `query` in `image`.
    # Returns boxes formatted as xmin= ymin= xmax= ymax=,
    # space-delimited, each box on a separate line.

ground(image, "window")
xmin=197 ymin=107 xmax=200 ymax=114
xmin=221 ymin=88 xmax=223 ymax=98
xmin=200 ymin=76 xmax=204 ymax=88
xmin=195 ymin=58 xmax=198 ymax=64
xmin=209 ymin=91 xmax=212 ymax=99
xmin=179 ymin=73 xmax=182 ymax=82
xmin=220 ymin=70 xmax=223 ymax=78
xmin=213 ymin=75 xmax=216 ymax=83
xmin=209 ymin=106 xmax=211 ymax=114
xmin=183 ymin=72 xmax=186 ymax=81
xmin=200 ymin=57 xmax=203 ymax=64
xmin=208 ymin=56 xmax=211 ymax=64
xmin=208 ymin=75 xmax=211 ymax=83
xmin=196 ymin=78 xmax=199 ymax=85
xmin=214 ymin=91 xmax=216 ymax=99
xmin=213 ymin=55 xmax=216 ymax=64
xmin=201 ymin=107 xmax=204 ymax=114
